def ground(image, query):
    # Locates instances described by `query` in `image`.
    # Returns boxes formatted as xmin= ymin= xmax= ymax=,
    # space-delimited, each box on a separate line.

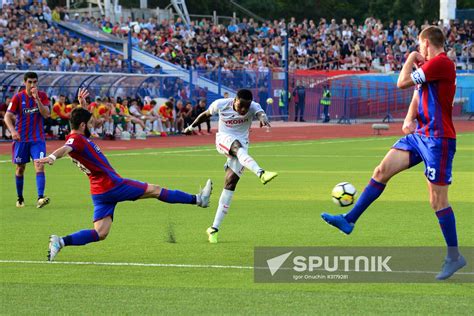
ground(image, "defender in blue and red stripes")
xmin=321 ymin=26 xmax=466 ymax=280
xmin=4 ymin=72 xmax=51 ymax=208
xmin=36 ymin=89 xmax=212 ymax=262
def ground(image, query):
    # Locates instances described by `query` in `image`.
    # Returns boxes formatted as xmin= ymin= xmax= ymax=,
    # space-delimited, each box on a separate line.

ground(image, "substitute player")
xmin=321 ymin=26 xmax=465 ymax=280
xmin=4 ymin=72 xmax=51 ymax=208
xmin=184 ymin=89 xmax=278 ymax=243
xmin=37 ymin=89 xmax=212 ymax=261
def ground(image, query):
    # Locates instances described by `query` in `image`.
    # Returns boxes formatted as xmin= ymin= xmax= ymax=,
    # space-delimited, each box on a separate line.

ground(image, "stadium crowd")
xmin=0 ymin=1 xmax=141 ymax=72
xmin=1 ymin=1 xmax=472 ymax=73
xmin=87 ymin=13 xmax=473 ymax=72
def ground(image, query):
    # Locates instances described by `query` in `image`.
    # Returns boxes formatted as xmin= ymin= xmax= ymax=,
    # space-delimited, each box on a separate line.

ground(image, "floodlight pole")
xmin=127 ymin=28 xmax=132 ymax=73
xmin=283 ymin=25 xmax=289 ymax=121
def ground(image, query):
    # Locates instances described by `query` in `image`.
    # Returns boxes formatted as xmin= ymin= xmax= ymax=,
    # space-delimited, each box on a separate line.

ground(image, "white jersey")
xmin=208 ymin=98 xmax=264 ymax=139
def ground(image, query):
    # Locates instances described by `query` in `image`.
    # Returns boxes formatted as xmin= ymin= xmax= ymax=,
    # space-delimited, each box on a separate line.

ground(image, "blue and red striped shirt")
xmin=7 ymin=90 xmax=50 ymax=142
xmin=65 ymin=133 xmax=123 ymax=194
xmin=410 ymin=52 xmax=456 ymax=139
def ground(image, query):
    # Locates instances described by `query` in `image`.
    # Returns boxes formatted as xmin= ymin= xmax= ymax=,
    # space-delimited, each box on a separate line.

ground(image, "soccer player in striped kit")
xmin=4 ymin=72 xmax=51 ymax=208
xmin=37 ymin=89 xmax=212 ymax=261
xmin=321 ymin=26 xmax=466 ymax=280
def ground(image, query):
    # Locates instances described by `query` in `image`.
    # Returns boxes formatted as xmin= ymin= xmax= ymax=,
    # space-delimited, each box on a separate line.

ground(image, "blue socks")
xmin=63 ymin=230 xmax=100 ymax=246
xmin=436 ymin=207 xmax=459 ymax=259
xmin=158 ymin=188 xmax=196 ymax=204
xmin=15 ymin=175 xmax=24 ymax=198
xmin=36 ymin=172 xmax=45 ymax=198
xmin=15 ymin=173 xmax=46 ymax=199
xmin=344 ymin=178 xmax=386 ymax=224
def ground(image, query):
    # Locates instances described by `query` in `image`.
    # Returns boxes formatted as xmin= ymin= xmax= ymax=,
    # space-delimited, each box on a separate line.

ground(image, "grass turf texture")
xmin=1 ymin=134 xmax=473 ymax=314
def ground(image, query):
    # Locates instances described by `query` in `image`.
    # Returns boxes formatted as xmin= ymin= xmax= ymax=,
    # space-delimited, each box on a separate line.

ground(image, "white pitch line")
xmin=0 ymin=137 xmax=389 ymax=163
xmin=1 ymin=260 xmax=472 ymax=276
xmin=0 ymin=259 xmax=253 ymax=270
xmin=1 ymin=134 xmax=472 ymax=163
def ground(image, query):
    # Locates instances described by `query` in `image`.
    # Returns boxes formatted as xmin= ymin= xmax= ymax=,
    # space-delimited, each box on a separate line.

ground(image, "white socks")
xmin=236 ymin=148 xmax=263 ymax=176
xmin=103 ymin=121 xmax=114 ymax=135
xmin=153 ymin=120 xmax=163 ymax=132
xmin=212 ymin=189 xmax=234 ymax=229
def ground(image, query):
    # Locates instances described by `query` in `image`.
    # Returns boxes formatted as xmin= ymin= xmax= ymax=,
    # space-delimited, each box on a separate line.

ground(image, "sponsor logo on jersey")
xmin=23 ymin=107 xmax=39 ymax=115
xmin=224 ymin=118 xmax=249 ymax=125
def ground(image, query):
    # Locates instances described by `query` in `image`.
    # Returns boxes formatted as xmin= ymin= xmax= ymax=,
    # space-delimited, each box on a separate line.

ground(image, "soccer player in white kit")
xmin=185 ymin=89 xmax=278 ymax=243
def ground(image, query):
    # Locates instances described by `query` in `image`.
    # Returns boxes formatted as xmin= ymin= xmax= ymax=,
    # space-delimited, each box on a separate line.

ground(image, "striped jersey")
xmin=7 ymin=90 xmax=50 ymax=142
xmin=410 ymin=52 xmax=456 ymax=139
xmin=65 ymin=133 xmax=123 ymax=194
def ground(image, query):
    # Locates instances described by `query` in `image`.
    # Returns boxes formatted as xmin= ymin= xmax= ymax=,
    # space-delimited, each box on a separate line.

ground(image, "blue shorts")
xmin=392 ymin=134 xmax=456 ymax=185
xmin=12 ymin=141 xmax=46 ymax=164
xmin=91 ymin=179 xmax=148 ymax=222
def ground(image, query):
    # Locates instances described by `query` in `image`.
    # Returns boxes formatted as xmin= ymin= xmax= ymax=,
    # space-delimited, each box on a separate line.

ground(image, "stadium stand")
xmin=88 ymin=14 xmax=473 ymax=72
xmin=1 ymin=2 xmax=472 ymax=72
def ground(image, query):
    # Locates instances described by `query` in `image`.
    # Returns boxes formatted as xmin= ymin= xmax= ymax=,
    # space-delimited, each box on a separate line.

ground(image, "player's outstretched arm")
xmin=36 ymin=146 xmax=73 ymax=166
xmin=184 ymin=110 xmax=212 ymax=134
xmin=397 ymin=52 xmax=425 ymax=89
xmin=256 ymin=111 xmax=271 ymax=128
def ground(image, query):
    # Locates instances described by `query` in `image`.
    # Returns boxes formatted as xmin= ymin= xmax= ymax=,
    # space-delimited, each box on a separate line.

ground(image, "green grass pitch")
xmin=1 ymin=134 xmax=473 ymax=314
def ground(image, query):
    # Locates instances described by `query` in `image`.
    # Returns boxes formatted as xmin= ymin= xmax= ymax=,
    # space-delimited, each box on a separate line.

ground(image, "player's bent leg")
xmin=372 ymin=148 xmax=411 ymax=184
xmin=427 ymin=182 xmax=466 ymax=280
xmin=15 ymin=164 xmax=26 ymax=207
xmin=229 ymin=140 xmax=278 ymax=184
xmin=94 ymin=216 xmax=113 ymax=240
xmin=207 ymin=169 xmax=240 ymax=243
xmin=321 ymin=149 xmax=411 ymax=233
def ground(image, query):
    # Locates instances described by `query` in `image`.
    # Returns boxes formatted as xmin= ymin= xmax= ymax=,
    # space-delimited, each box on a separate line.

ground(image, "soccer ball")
xmin=266 ymin=97 xmax=274 ymax=105
xmin=331 ymin=182 xmax=357 ymax=207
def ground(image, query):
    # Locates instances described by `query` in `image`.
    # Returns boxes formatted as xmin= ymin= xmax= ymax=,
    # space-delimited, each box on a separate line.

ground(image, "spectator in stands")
xmin=292 ymin=81 xmax=306 ymax=122
xmin=175 ymin=100 xmax=186 ymax=134
xmin=129 ymin=98 xmax=160 ymax=135
xmin=182 ymin=101 xmax=194 ymax=131
xmin=51 ymin=95 xmax=71 ymax=139
xmin=158 ymin=100 xmax=175 ymax=134
xmin=87 ymin=97 xmax=107 ymax=137
xmin=193 ymin=99 xmax=211 ymax=134
xmin=119 ymin=98 xmax=146 ymax=134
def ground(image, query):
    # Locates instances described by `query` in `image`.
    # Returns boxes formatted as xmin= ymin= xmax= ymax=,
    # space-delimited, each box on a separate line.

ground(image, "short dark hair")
xmin=237 ymin=89 xmax=253 ymax=102
xmin=420 ymin=26 xmax=445 ymax=48
xmin=24 ymin=72 xmax=38 ymax=82
xmin=70 ymin=108 xmax=92 ymax=130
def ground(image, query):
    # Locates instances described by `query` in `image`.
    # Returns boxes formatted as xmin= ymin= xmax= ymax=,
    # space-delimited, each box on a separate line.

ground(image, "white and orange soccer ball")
xmin=332 ymin=182 xmax=357 ymax=207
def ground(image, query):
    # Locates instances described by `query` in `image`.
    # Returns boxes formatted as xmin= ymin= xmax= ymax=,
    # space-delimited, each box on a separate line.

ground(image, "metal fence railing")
xmin=1 ymin=69 xmax=472 ymax=122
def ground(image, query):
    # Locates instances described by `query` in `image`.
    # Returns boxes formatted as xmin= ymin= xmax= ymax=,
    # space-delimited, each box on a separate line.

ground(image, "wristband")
xmin=48 ymin=154 xmax=57 ymax=161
